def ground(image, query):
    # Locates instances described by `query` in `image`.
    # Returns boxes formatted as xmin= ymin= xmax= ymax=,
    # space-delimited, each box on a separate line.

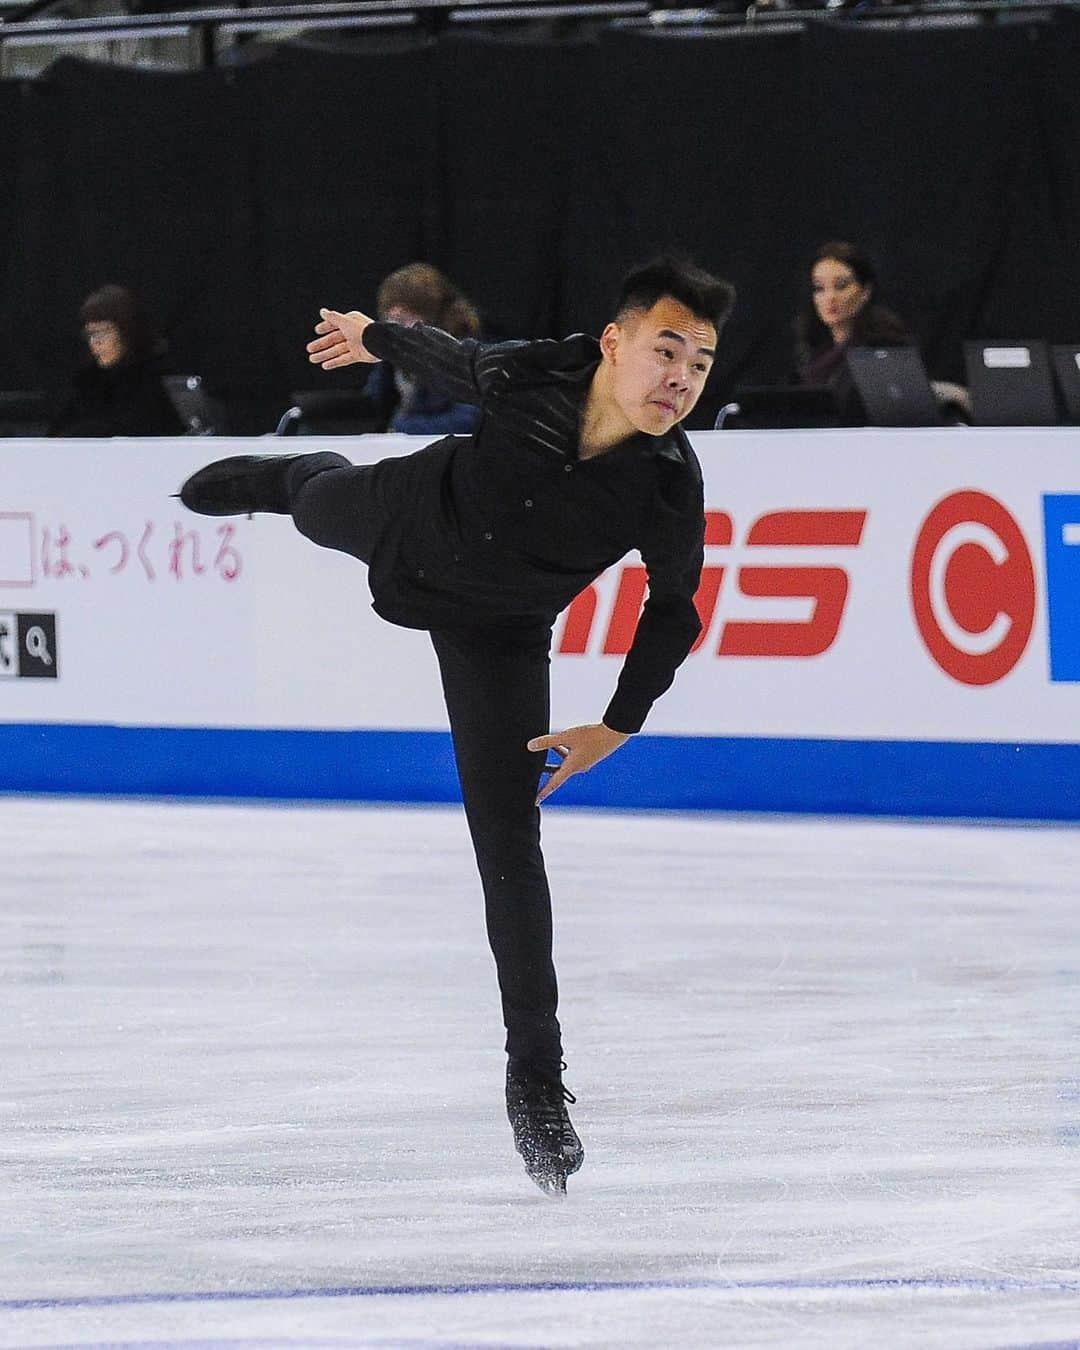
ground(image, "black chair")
xmin=276 ymin=389 xmax=384 ymax=436
xmin=0 ymin=390 xmax=49 ymax=437
xmin=1051 ymin=345 xmax=1080 ymax=424
xmin=714 ymin=385 xmax=840 ymax=430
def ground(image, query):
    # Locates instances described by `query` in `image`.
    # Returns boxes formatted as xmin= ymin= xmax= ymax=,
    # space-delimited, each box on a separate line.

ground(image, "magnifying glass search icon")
xmin=26 ymin=626 xmax=53 ymax=666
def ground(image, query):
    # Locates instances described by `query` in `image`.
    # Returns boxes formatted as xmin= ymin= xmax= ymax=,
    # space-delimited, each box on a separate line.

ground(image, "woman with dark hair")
xmin=794 ymin=242 xmax=914 ymax=421
xmin=50 ymin=284 xmax=183 ymax=438
xmin=362 ymin=263 xmax=483 ymax=436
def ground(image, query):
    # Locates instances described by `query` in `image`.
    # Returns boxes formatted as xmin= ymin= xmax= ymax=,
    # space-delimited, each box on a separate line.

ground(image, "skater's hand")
xmin=307 ymin=308 xmax=380 ymax=369
xmin=528 ymin=723 xmax=630 ymax=805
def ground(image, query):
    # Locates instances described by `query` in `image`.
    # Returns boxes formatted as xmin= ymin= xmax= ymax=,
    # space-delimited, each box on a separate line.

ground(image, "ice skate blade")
xmin=527 ymin=1167 xmax=568 ymax=1197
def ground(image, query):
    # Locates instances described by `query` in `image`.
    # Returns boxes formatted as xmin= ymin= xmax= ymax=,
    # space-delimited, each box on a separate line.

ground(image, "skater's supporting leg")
xmin=429 ymin=623 xmax=562 ymax=1072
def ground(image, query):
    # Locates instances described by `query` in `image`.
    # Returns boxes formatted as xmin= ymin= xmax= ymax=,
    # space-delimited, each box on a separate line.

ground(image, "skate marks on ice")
xmin=40 ymin=1338 xmax=544 ymax=1350
xmin=0 ymin=798 xmax=1078 ymax=1348
xmin=35 ymin=1339 xmax=535 ymax=1350
xmin=7 ymin=1276 xmax=1080 ymax=1349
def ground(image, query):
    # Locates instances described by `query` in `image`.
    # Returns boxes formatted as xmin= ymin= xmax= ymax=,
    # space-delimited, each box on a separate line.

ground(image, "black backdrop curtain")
xmin=2 ymin=15 xmax=1079 ymax=430
xmin=0 ymin=80 xmax=26 ymax=387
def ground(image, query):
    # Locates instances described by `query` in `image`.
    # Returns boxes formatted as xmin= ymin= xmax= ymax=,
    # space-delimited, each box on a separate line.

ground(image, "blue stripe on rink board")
xmin=3 ymin=1275 xmax=1079 ymax=1310
xmin=0 ymin=723 xmax=1078 ymax=821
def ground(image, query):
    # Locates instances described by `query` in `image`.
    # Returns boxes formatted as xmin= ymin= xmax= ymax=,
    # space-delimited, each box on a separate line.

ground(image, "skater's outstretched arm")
xmin=308 ymin=307 xmax=511 ymax=406
xmin=527 ymin=723 xmax=630 ymax=805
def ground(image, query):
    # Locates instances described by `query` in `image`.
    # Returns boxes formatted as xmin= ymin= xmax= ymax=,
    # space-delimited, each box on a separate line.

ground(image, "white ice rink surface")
xmin=1 ymin=797 xmax=1078 ymax=1350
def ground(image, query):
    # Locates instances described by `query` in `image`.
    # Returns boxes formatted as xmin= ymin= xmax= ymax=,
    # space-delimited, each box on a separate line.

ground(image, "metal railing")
xmin=0 ymin=0 xmax=652 ymax=73
xmin=0 ymin=0 xmax=1074 ymax=76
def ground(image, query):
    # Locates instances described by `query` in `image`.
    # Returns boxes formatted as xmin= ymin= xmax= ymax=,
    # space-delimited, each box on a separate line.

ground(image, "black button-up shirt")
xmin=361 ymin=320 xmax=705 ymax=734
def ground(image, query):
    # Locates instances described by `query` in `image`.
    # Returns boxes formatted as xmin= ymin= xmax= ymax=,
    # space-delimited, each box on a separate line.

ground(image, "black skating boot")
xmin=178 ymin=455 xmax=301 ymax=516
xmin=505 ymin=1060 xmax=584 ymax=1196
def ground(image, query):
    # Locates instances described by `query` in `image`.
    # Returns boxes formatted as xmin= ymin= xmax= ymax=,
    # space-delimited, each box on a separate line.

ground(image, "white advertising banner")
xmin=1 ymin=428 xmax=1078 ymax=743
xmin=0 ymin=440 xmax=254 ymax=724
xmin=553 ymin=425 xmax=1080 ymax=742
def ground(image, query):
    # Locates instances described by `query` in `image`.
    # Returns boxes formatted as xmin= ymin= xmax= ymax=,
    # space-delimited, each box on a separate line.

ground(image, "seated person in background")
xmin=50 ymin=284 xmax=183 ymax=438
xmin=362 ymin=263 xmax=483 ymax=435
xmin=794 ymin=241 xmax=914 ymax=422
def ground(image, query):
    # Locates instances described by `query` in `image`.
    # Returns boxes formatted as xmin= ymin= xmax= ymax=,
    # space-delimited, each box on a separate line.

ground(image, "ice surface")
xmin=0 ymin=797 xmax=1077 ymax=1349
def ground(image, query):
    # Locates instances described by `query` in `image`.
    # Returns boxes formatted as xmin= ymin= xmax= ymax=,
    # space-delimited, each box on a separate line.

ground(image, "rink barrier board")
xmin=1 ymin=723 xmax=1077 ymax=821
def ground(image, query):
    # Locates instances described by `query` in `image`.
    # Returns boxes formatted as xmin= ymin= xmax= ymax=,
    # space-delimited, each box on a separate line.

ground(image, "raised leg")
xmin=179 ymin=451 xmax=386 ymax=564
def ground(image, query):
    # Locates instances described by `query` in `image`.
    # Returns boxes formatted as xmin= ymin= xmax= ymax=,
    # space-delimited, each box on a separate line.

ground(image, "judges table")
xmin=1 ymin=427 xmax=1077 ymax=818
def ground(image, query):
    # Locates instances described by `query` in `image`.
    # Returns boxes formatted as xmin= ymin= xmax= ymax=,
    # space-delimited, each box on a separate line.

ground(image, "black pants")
xmin=287 ymin=453 xmax=563 ymax=1070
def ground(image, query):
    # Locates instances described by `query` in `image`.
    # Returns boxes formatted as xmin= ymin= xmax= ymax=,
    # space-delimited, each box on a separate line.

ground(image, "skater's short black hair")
xmin=614 ymin=256 xmax=735 ymax=335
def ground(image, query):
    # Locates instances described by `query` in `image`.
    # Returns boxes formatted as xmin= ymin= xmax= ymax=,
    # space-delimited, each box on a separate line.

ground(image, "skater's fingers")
xmin=539 ymin=749 xmax=566 ymax=777
xmin=527 ymin=733 xmax=562 ymax=753
xmin=310 ymin=346 xmax=345 ymax=366
xmin=307 ymin=340 xmax=345 ymax=360
xmin=309 ymin=341 xmax=348 ymax=364
xmin=536 ymin=761 xmax=573 ymax=805
xmin=307 ymin=332 xmax=340 ymax=353
xmin=321 ymin=352 xmax=360 ymax=370
xmin=311 ymin=320 xmax=337 ymax=338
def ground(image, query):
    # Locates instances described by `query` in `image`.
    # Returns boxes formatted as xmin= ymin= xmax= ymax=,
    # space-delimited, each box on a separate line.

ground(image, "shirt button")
xmin=524 ymin=499 xmax=533 ymax=509
xmin=452 ymin=553 xmax=461 ymax=563
xmin=483 ymin=531 xmax=493 ymax=541
xmin=417 ymin=568 xmax=425 ymax=579
xmin=564 ymin=464 xmax=574 ymax=473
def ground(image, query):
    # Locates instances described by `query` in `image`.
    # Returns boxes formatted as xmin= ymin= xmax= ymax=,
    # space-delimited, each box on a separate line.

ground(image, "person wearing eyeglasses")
xmin=50 ymin=284 xmax=183 ymax=438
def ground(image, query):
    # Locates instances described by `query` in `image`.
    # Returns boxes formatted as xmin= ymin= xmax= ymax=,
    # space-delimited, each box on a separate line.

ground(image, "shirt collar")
xmin=555 ymin=338 xmax=689 ymax=465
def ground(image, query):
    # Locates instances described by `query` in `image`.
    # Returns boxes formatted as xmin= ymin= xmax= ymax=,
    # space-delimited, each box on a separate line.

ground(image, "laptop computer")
xmin=716 ymin=385 xmax=839 ymax=430
xmin=162 ymin=375 xmax=228 ymax=436
xmin=845 ymin=347 xmax=940 ymax=427
xmin=963 ymin=340 xmax=1059 ymax=426
xmin=1051 ymin=345 xmax=1080 ymax=423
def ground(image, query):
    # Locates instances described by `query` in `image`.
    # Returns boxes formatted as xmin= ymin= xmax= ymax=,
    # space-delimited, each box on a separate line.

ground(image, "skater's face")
xmin=600 ymin=298 xmax=716 ymax=435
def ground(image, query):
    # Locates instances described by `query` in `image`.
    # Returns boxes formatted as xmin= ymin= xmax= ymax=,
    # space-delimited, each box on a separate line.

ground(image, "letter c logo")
xmin=910 ymin=491 xmax=1036 ymax=685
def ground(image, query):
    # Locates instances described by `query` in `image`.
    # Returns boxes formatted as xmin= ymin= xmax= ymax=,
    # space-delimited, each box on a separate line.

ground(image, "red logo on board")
xmin=910 ymin=491 xmax=1036 ymax=686
xmin=559 ymin=508 xmax=868 ymax=659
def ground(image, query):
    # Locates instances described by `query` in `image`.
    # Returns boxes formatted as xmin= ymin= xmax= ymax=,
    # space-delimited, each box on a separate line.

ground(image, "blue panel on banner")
xmin=1043 ymin=493 xmax=1080 ymax=682
xmin=0 ymin=724 xmax=1078 ymax=822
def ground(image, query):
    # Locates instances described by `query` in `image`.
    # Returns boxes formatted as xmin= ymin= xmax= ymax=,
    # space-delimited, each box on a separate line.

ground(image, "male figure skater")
xmin=180 ymin=257 xmax=734 ymax=1194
